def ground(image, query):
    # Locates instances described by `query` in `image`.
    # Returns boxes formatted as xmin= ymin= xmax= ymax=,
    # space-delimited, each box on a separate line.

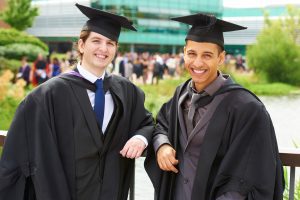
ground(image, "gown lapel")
xmin=187 ymin=94 xmax=226 ymax=145
xmin=177 ymin=91 xmax=189 ymax=143
xmin=70 ymin=82 xmax=104 ymax=149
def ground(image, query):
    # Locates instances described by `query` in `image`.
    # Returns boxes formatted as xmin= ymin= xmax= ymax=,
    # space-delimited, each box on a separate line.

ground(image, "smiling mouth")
xmin=192 ymin=69 xmax=207 ymax=74
xmin=95 ymin=54 xmax=108 ymax=59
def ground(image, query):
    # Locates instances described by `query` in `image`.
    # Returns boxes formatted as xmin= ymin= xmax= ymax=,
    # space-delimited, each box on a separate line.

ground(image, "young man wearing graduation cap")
xmin=145 ymin=13 xmax=284 ymax=200
xmin=0 ymin=4 xmax=153 ymax=200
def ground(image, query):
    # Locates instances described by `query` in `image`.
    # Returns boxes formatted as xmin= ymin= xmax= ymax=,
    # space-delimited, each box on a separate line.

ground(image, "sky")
xmin=223 ymin=0 xmax=300 ymax=8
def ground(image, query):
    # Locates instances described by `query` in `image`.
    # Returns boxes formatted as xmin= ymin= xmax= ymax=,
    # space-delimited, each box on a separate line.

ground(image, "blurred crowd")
xmin=16 ymin=51 xmax=247 ymax=87
xmin=16 ymin=53 xmax=73 ymax=87
xmin=108 ymin=52 xmax=185 ymax=85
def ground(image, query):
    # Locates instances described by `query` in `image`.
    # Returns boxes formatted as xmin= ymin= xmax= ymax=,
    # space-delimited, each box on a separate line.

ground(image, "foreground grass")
xmin=138 ymin=77 xmax=188 ymax=117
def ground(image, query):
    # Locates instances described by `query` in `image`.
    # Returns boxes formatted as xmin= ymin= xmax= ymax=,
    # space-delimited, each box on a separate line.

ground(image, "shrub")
xmin=0 ymin=57 xmax=21 ymax=73
xmin=0 ymin=97 xmax=20 ymax=130
xmin=247 ymin=22 xmax=300 ymax=85
xmin=0 ymin=70 xmax=25 ymax=130
xmin=0 ymin=28 xmax=48 ymax=51
xmin=247 ymin=7 xmax=300 ymax=86
xmin=0 ymin=43 xmax=48 ymax=62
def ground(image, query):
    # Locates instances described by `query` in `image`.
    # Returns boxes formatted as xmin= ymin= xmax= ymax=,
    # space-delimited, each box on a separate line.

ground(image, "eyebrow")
xmin=203 ymin=51 xmax=214 ymax=55
xmin=187 ymin=49 xmax=196 ymax=53
xmin=90 ymin=37 xmax=116 ymax=43
xmin=186 ymin=49 xmax=214 ymax=54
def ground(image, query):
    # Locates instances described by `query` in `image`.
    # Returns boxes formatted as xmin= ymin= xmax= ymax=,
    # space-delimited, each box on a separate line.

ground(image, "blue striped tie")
xmin=94 ymin=79 xmax=105 ymax=128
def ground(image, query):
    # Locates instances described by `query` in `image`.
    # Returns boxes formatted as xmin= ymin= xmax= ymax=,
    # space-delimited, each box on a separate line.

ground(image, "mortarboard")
xmin=171 ymin=13 xmax=247 ymax=49
xmin=75 ymin=3 xmax=137 ymax=41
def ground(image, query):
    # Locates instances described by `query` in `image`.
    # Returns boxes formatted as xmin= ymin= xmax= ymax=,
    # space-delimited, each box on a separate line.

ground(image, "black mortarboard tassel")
xmin=76 ymin=3 xmax=137 ymax=42
xmin=171 ymin=13 xmax=247 ymax=49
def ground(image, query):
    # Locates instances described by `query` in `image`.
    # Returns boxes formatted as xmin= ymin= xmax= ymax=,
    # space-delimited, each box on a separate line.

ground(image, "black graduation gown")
xmin=144 ymin=78 xmax=284 ymax=200
xmin=0 ymin=72 xmax=154 ymax=200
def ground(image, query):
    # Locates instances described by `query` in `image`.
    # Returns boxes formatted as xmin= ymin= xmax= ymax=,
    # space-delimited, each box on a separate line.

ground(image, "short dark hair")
xmin=185 ymin=40 xmax=224 ymax=55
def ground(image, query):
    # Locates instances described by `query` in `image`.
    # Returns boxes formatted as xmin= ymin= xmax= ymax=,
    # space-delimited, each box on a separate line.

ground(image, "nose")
xmin=98 ymin=42 xmax=108 ymax=52
xmin=193 ymin=56 xmax=204 ymax=67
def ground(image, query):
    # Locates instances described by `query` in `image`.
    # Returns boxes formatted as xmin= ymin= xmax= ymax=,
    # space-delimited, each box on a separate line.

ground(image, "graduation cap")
xmin=171 ymin=13 xmax=247 ymax=49
xmin=75 ymin=3 xmax=137 ymax=41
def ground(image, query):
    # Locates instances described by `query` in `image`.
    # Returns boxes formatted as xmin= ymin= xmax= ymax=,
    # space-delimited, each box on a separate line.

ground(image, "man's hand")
xmin=157 ymin=144 xmax=179 ymax=173
xmin=120 ymin=137 xmax=146 ymax=159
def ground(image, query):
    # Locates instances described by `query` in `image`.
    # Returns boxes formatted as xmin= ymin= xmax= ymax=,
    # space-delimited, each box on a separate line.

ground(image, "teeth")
xmin=193 ymin=69 xmax=206 ymax=74
xmin=96 ymin=54 xmax=106 ymax=59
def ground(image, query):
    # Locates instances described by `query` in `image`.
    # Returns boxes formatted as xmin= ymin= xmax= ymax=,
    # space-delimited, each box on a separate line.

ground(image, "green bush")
xmin=0 ymin=97 xmax=21 ymax=130
xmin=0 ymin=57 xmax=21 ymax=73
xmin=247 ymin=7 xmax=300 ymax=86
xmin=0 ymin=43 xmax=48 ymax=62
xmin=0 ymin=28 xmax=48 ymax=51
xmin=247 ymin=23 xmax=300 ymax=85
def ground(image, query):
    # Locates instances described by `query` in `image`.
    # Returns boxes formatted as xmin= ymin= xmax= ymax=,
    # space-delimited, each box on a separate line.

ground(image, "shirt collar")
xmin=190 ymin=71 xmax=226 ymax=96
xmin=77 ymin=63 xmax=105 ymax=83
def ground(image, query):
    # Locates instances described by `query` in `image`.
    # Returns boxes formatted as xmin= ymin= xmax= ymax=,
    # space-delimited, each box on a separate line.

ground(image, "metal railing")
xmin=0 ymin=131 xmax=299 ymax=200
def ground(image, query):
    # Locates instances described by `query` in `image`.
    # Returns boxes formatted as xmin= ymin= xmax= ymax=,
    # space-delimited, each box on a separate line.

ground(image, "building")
xmin=27 ymin=0 xmax=223 ymax=53
xmin=27 ymin=0 xmax=298 ymax=54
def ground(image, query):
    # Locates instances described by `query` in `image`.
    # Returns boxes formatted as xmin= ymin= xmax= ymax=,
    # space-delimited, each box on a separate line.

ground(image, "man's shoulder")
xmin=223 ymin=88 xmax=264 ymax=112
xmin=27 ymin=76 xmax=70 ymax=100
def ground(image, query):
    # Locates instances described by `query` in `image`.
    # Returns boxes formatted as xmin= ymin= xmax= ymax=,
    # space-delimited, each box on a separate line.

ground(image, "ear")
xmin=218 ymin=50 xmax=226 ymax=66
xmin=78 ymin=39 xmax=84 ymax=54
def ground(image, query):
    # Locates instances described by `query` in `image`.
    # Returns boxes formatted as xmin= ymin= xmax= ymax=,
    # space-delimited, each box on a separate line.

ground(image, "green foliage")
xmin=247 ymin=6 xmax=300 ymax=86
xmin=0 ymin=97 xmax=21 ymax=130
xmin=139 ymin=78 xmax=188 ymax=117
xmin=283 ymin=166 xmax=300 ymax=200
xmin=0 ymin=57 xmax=21 ymax=73
xmin=0 ymin=28 xmax=48 ymax=51
xmin=0 ymin=0 xmax=39 ymax=31
xmin=0 ymin=43 xmax=47 ymax=62
xmin=226 ymin=71 xmax=300 ymax=96
xmin=284 ymin=5 xmax=300 ymax=44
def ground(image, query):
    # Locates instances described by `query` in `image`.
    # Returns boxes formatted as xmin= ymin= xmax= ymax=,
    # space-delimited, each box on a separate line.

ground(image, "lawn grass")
xmin=231 ymin=72 xmax=300 ymax=96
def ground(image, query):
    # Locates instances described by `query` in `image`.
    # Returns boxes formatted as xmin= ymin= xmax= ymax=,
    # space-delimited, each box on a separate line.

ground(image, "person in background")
xmin=49 ymin=57 xmax=61 ymax=77
xmin=145 ymin=13 xmax=284 ymax=200
xmin=0 ymin=4 xmax=153 ymax=200
xmin=16 ymin=56 xmax=31 ymax=86
xmin=30 ymin=53 xmax=49 ymax=86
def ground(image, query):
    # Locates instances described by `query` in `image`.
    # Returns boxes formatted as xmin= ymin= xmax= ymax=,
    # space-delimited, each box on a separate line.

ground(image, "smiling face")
xmin=78 ymin=31 xmax=117 ymax=77
xmin=184 ymin=40 xmax=225 ymax=92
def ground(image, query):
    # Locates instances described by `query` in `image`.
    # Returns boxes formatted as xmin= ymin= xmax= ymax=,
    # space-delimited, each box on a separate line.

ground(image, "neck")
xmin=193 ymin=74 xmax=218 ymax=92
xmin=81 ymin=62 xmax=105 ymax=78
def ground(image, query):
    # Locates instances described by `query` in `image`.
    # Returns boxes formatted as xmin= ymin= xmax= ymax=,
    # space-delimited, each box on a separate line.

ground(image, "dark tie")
xmin=94 ymin=79 xmax=105 ymax=128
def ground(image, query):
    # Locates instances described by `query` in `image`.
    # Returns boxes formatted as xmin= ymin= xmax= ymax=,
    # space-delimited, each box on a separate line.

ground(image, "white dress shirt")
xmin=77 ymin=64 xmax=148 ymax=146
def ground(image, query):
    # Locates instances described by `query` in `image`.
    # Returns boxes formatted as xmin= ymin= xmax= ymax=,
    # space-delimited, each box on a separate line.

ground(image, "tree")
xmin=247 ymin=6 xmax=300 ymax=85
xmin=0 ymin=0 xmax=39 ymax=31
